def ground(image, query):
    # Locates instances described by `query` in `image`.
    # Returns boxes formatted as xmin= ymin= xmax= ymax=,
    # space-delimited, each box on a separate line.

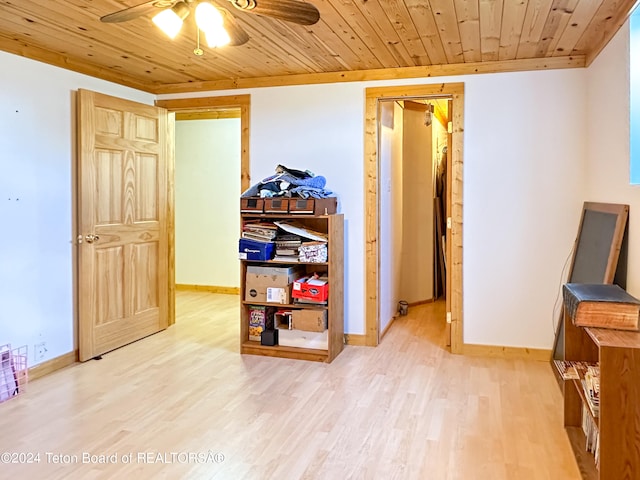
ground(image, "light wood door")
xmin=77 ymin=89 xmax=172 ymax=361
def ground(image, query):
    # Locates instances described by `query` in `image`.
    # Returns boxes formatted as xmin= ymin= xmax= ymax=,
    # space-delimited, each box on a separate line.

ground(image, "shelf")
xmin=585 ymin=327 xmax=640 ymax=349
xmin=565 ymin=427 xmax=599 ymax=480
xmin=241 ymin=213 xmax=332 ymax=219
xmin=241 ymin=341 xmax=329 ymax=362
xmin=241 ymin=259 xmax=329 ymax=266
xmin=561 ymin=305 xmax=640 ymax=479
xmin=240 ymin=212 xmax=344 ymax=363
xmin=571 ymin=378 xmax=599 ymax=428
xmin=242 ymin=301 xmax=327 ymax=309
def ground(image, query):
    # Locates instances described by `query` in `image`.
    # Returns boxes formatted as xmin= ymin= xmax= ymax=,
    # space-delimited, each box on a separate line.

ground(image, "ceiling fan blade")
xmin=219 ymin=9 xmax=250 ymax=46
xmin=100 ymin=0 xmax=176 ymax=23
xmin=230 ymin=0 xmax=320 ymax=26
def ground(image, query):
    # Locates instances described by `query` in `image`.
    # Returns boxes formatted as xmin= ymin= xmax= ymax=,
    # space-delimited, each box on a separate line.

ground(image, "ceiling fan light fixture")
xmin=195 ymin=2 xmax=223 ymax=29
xmin=204 ymin=27 xmax=231 ymax=48
xmin=152 ymin=2 xmax=190 ymax=39
xmin=196 ymin=2 xmax=231 ymax=48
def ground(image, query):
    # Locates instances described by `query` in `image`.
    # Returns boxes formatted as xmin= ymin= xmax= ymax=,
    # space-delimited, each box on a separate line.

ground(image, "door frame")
xmin=364 ymin=83 xmax=464 ymax=353
xmin=155 ymin=94 xmax=251 ymax=325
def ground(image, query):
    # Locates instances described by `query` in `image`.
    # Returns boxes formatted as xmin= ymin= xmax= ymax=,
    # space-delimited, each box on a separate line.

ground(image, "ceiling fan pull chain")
xmin=194 ymin=28 xmax=204 ymax=56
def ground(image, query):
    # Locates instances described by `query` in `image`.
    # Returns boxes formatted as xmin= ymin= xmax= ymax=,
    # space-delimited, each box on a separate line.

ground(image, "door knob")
xmin=84 ymin=234 xmax=100 ymax=244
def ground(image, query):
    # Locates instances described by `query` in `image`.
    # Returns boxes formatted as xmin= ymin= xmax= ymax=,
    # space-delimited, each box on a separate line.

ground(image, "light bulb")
xmin=152 ymin=3 xmax=189 ymax=39
xmin=196 ymin=2 xmax=230 ymax=48
xmin=195 ymin=2 xmax=224 ymax=31
xmin=204 ymin=28 xmax=231 ymax=48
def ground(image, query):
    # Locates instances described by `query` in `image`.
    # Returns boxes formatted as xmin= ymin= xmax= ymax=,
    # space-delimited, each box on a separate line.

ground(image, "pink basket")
xmin=0 ymin=344 xmax=28 ymax=404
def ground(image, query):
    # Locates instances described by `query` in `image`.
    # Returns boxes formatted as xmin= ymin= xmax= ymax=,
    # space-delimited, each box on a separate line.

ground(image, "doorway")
xmin=156 ymin=95 xmax=251 ymax=325
xmin=377 ymin=98 xmax=449 ymax=339
xmin=174 ymin=109 xmax=242 ymax=297
xmin=364 ymin=83 xmax=464 ymax=353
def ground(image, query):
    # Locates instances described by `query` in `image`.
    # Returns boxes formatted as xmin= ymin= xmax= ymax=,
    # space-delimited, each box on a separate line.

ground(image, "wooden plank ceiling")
xmin=0 ymin=0 xmax=637 ymax=94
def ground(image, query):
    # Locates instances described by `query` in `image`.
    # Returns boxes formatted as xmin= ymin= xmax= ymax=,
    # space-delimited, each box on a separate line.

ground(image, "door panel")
xmin=95 ymin=151 xmax=124 ymax=224
xmin=78 ymin=89 xmax=170 ymax=361
xmin=95 ymin=246 xmax=125 ymax=324
xmin=136 ymin=155 xmax=159 ymax=220
xmin=133 ymin=242 xmax=159 ymax=313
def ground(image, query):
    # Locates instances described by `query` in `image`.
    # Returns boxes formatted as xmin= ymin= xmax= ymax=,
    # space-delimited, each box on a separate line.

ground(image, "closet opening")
xmin=364 ymin=83 xmax=464 ymax=352
xmin=377 ymin=96 xmax=451 ymax=344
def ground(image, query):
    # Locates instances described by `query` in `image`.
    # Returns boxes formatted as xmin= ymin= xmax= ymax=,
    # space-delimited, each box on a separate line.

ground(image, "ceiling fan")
xmin=100 ymin=0 xmax=320 ymax=53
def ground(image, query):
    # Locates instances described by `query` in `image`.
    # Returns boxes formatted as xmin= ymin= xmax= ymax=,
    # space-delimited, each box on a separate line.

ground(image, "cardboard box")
xmin=292 ymin=276 xmax=329 ymax=304
xmin=278 ymin=329 xmax=328 ymax=349
xmin=275 ymin=309 xmax=293 ymax=330
xmin=239 ymin=238 xmax=274 ymax=261
xmin=248 ymin=305 xmax=275 ymax=341
xmin=292 ymin=309 xmax=327 ymax=332
xmin=245 ymin=266 xmax=303 ymax=303
xmin=247 ymin=265 xmax=302 ymax=279
xmin=274 ymin=308 xmax=292 ymax=330
xmin=245 ymin=279 xmax=291 ymax=304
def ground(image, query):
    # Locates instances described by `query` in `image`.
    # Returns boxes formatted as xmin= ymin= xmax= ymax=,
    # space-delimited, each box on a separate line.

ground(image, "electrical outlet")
xmin=35 ymin=342 xmax=47 ymax=361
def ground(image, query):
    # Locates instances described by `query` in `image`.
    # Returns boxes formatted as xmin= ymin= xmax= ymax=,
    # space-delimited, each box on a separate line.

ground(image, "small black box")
xmin=261 ymin=329 xmax=278 ymax=346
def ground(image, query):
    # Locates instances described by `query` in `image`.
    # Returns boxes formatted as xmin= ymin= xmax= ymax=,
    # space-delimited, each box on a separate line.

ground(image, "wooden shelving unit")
xmin=239 ymin=212 xmax=344 ymax=363
xmin=560 ymin=310 xmax=640 ymax=479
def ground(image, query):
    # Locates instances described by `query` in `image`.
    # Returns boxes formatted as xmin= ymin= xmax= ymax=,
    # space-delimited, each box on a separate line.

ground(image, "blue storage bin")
xmin=239 ymin=238 xmax=275 ymax=261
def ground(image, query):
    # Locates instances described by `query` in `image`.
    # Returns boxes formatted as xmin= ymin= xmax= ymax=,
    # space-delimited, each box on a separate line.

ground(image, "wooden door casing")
xmin=77 ymin=89 xmax=170 ymax=361
xmin=446 ymin=98 xmax=453 ymax=348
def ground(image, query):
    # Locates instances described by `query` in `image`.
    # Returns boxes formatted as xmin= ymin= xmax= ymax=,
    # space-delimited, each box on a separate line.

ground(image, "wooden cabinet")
xmin=562 ymin=311 xmax=640 ymax=479
xmin=239 ymin=213 xmax=344 ymax=363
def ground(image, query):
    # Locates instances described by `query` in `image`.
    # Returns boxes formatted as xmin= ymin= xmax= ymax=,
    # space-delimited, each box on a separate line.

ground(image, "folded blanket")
xmin=242 ymin=173 xmax=328 ymax=198
xmin=289 ymin=186 xmax=333 ymax=199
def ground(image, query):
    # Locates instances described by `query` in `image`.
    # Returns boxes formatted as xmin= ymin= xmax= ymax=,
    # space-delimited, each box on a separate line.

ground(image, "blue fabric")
xmin=281 ymin=174 xmax=326 ymax=189
xmin=242 ymin=173 xmax=331 ymax=198
xmin=289 ymin=186 xmax=333 ymax=199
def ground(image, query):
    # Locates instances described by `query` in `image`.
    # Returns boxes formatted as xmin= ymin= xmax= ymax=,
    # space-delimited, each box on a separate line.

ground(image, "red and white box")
xmin=292 ymin=276 xmax=329 ymax=303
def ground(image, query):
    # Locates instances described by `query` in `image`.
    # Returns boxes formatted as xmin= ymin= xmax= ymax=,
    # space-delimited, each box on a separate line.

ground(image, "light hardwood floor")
xmin=0 ymin=292 xmax=580 ymax=479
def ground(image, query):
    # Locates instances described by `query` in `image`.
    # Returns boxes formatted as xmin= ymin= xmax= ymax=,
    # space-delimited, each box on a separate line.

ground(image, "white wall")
xmin=175 ymin=119 xmax=240 ymax=287
xmin=379 ymin=101 xmax=404 ymax=334
xmin=241 ymin=83 xmax=367 ymax=335
xmin=159 ymin=67 xmax=588 ymax=349
xmin=631 ymin=10 xmax=640 ymax=184
xmin=585 ymin=21 xmax=640 ymax=297
xmin=462 ymin=70 xmax=587 ymax=348
xmin=0 ymin=51 xmax=154 ymax=366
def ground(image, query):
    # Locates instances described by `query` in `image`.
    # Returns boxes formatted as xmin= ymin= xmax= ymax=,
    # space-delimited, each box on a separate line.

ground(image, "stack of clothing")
xmin=241 ymin=164 xmax=333 ymax=199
